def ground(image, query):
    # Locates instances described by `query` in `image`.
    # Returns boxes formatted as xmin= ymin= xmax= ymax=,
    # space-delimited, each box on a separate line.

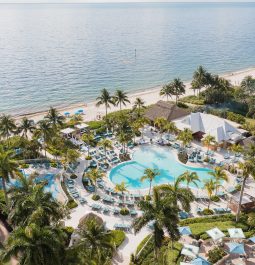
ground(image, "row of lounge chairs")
xmin=113 ymin=223 xmax=131 ymax=231
xmin=196 ymin=207 xmax=231 ymax=215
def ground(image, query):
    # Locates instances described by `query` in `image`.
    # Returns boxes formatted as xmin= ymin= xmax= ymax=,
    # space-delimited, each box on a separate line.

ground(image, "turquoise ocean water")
xmin=0 ymin=3 xmax=255 ymax=115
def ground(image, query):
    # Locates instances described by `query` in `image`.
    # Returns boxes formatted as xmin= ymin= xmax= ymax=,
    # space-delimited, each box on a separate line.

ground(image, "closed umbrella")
xmin=227 ymin=242 xmax=245 ymax=254
xmin=192 ymin=256 xmax=211 ymax=265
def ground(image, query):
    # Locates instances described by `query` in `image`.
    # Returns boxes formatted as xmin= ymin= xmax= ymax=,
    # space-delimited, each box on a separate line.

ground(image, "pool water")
xmin=109 ymin=146 xmax=213 ymax=190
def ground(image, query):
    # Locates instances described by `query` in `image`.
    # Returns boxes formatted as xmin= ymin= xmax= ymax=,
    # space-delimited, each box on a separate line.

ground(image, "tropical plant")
xmin=96 ymin=89 xmax=114 ymax=119
xmin=98 ymin=139 xmax=113 ymax=163
xmin=236 ymin=160 xmax=255 ymax=222
xmin=177 ymin=128 xmax=193 ymax=147
xmin=114 ymin=181 xmax=128 ymax=194
xmin=132 ymin=187 xmax=180 ymax=261
xmin=133 ymin=97 xmax=146 ymax=117
xmin=179 ymin=171 xmax=200 ymax=188
xmin=0 ymin=146 xmax=20 ymax=206
xmin=164 ymin=121 xmax=178 ymax=136
xmin=170 ymin=78 xmax=186 ymax=104
xmin=75 ymin=217 xmax=115 ymax=264
xmin=160 ymin=84 xmax=172 ymax=101
xmin=208 ymin=166 xmax=229 ymax=194
xmin=140 ymin=168 xmax=160 ymax=196
xmin=82 ymin=132 xmax=95 ymax=156
xmin=86 ymin=169 xmax=104 ymax=192
xmin=204 ymin=178 xmax=216 ymax=209
xmin=117 ymin=131 xmax=132 ymax=154
xmin=1 ymin=223 xmax=66 ymax=265
xmin=192 ymin=65 xmax=211 ymax=97
xmin=154 ymin=117 xmax=167 ymax=139
xmin=18 ymin=117 xmax=35 ymax=138
xmin=45 ymin=107 xmax=65 ymax=129
xmin=241 ymin=75 xmax=255 ymax=95
xmin=229 ymin=144 xmax=243 ymax=156
xmin=62 ymin=149 xmax=80 ymax=169
xmin=113 ymin=89 xmax=130 ymax=110
xmin=136 ymin=117 xmax=148 ymax=139
xmin=0 ymin=114 xmax=17 ymax=143
xmin=202 ymin=135 xmax=216 ymax=151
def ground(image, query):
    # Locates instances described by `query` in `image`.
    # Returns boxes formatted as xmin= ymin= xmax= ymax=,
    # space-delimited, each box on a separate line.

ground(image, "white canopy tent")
xmin=60 ymin=128 xmax=75 ymax=135
xmin=181 ymin=244 xmax=199 ymax=259
xmin=228 ymin=228 xmax=245 ymax=239
xmin=206 ymin=227 xmax=225 ymax=241
xmin=75 ymin=123 xmax=89 ymax=130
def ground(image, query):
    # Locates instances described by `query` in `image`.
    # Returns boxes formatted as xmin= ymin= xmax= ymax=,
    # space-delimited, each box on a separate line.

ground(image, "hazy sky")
xmin=1 ymin=0 xmax=254 ymax=3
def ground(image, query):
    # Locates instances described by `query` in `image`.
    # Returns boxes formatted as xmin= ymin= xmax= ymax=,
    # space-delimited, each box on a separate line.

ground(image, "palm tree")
xmin=241 ymin=75 xmax=255 ymax=95
xmin=230 ymin=144 xmax=243 ymax=157
xmin=114 ymin=89 xmax=130 ymax=110
xmin=164 ymin=121 xmax=178 ymax=136
xmin=202 ymin=134 xmax=216 ymax=151
xmin=82 ymin=132 xmax=95 ymax=156
xmin=18 ymin=117 xmax=35 ymax=138
xmin=8 ymin=179 xmax=65 ymax=227
xmin=86 ymin=169 xmax=104 ymax=193
xmin=157 ymin=177 xmax=195 ymax=213
xmin=1 ymin=223 xmax=66 ymax=265
xmin=76 ymin=218 xmax=114 ymax=264
xmin=0 ymin=147 xmax=20 ymax=206
xmin=160 ymin=84 xmax=172 ymax=101
xmin=171 ymin=78 xmax=186 ymax=104
xmin=0 ymin=114 xmax=17 ymax=143
xmin=177 ymin=128 xmax=193 ymax=147
xmin=136 ymin=117 xmax=148 ymax=139
xmin=208 ymin=166 xmax=228 ymax=194
xmin=179 ymin=171 xmax=200 ymax=188
xmin=154 ymin=117 xmax=167 ymax=139
xmin=35 ymin=120 xmax=53 ymax=157
xmin=96 ymin=89 xmax=114 ymax=119
xmin=98 ymin=139 xmax=113 ymax=163
xmin=115 ymin=181 xmax=128 ymax=204
xmin=62 ymin=149 xmax=80 ymax=170
xmin=133 ymin=97 xmax=145 ymax=117
xmin=117 ymin=131 xmax=131 ymax=154
xmin=141 ymin=168 xmax=160 ymax=196
xmin=132 ymin=187 xmax=180 ymax=260
xmin=204 ymin=178 xmax=216 ymax=209
xmin=45 ymin=107 xmax=64 ymax=129
xmin=192 ymin=66 xmax=211 ymax=97
xmin=236 ymin=160 xmax=255 ymax=222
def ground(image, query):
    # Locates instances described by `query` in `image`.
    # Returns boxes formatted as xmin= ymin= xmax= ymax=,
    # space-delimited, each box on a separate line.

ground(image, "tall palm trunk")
xmin=2 ymin=178 xmax=9 ymax=206
xmin=236 ymin=176 xmax=247 ymax=222
xmin=149 ymin=180 xmax=152 ymax=196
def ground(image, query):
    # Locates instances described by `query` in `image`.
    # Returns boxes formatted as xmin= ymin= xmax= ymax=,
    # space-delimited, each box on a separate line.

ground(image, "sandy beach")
xmin=13 ymin=66 xmax=255 ymax=123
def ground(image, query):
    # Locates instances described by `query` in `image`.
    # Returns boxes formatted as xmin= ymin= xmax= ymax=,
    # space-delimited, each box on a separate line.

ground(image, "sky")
xmin=1 ymin=0 xmax=254 ymax=3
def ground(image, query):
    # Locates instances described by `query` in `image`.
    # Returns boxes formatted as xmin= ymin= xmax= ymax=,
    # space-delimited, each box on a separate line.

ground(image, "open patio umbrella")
xmin=249 ymin=236 xmax=255 ymax=243
xmin=181 ymin=244 xmax=199 ymax=259
xmin=178 ymin=226 xmax=192 ymax=236
xmin=191 ymin=256 xmax=211 ymax=265
xmin=64 ymin=112 xmax=70 ymax=116
xmin=226 ymin=242 xmax=245 ymax=254
xmin=206 ymin=227 xmax=225 ymax=241
xmin=228 ymin=228 xmax=245 ymax=239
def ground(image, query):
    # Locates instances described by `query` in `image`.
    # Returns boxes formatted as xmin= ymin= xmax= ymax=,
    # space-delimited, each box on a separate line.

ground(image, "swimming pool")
xmin=109 ymin=145 xmax=214 ymax=190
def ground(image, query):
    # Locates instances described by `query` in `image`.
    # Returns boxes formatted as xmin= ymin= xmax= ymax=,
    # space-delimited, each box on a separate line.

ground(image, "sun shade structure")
xmin=206 ymin=227 xmax=225 ymax=241
xmin=180 ymin=263 xmax=192 ymax=265
xmin=178 ymin=226 xmax=192 ymax=235
xmin=249 ymin=236 xmax=255 ymax=243
xmin=181 ymin=244 xmax=199 ymax=259
xmin=60 ymin=128 xmax=75 ymax=135
xmin=228 ymin=228 xmax=245 ymax=239
xmin=191 ymin=256 xmax=211 ymax=265
xmin=75 ymin=123 xmax=89 ymax=130
xmin=226 ymin=242 xmax=245 ymax=254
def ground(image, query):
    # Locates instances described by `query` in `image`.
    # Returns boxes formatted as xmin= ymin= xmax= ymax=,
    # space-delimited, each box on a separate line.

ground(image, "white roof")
xmin=61 ymin=128 xmax=75 ymax=134
xmin=174 ymin=112 xmax=244 ymax=143
xmin=228 ymin=228 xmax=245 ymax=239
xmin=75 ymin=123 xmax=89 ymax=130
xmin=181 ymin=244 xmax=199 ymax=258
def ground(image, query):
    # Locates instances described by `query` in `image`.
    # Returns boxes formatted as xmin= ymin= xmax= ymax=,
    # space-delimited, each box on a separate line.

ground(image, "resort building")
xmin=173 ymin=112 xmax=246 ymax=146
xmin=144 ymin=100 xmax=190 ymax=123
xmin=228 ymin=192 xmax=255 ymax=213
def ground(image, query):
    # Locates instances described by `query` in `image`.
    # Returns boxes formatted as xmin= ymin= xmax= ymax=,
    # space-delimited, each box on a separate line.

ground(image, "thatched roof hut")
xmin=78 ymin=213 xmax=103 ymax=228
xmin=145 ymin=101 xmax=189 ymax=123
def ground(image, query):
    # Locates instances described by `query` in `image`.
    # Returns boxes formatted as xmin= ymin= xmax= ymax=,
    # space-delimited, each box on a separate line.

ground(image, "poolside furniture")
xmin=90 ymin=203 xmax=102 ymax=211
xmin=179 ymin=211 xmax=189 ymax=219
xmin=86 ymin=186 xmax=95 ymax=192
xmin=130 ymin=210 xmax=137 ymax=216
xmin=78 ymin=198 xmax=87 ymax=205
xmin=102 ymin=195 xmax=115 ymax=203
xmin=114 ymin=223 xmax=131 ymax=231
xmin=224 ymin=154 xmax=230 ymax=159
xmin=113 ymin=208 xmax=120 ymax=215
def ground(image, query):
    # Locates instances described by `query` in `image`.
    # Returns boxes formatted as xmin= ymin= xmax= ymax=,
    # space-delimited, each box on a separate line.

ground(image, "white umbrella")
xmin=228 ymin=228 xmax=245 ymax=239
xmin=206 ymin=227 xmax=225 ymax=241
xmin=181 ymin=244 xmax=199 ymax=259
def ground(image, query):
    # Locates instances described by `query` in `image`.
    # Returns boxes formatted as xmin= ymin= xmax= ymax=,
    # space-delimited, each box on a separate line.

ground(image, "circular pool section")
xmin=109 ymin=145 xmax=214 ymax=190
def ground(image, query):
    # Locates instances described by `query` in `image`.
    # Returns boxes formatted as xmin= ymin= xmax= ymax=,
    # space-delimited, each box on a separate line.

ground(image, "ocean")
xmin=1 ymin=2 xmax=255 ymax=115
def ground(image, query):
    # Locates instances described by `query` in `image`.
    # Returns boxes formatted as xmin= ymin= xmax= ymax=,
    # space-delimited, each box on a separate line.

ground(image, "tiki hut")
xmin=78 ymin=213 xmax=104 ymax=228
xmin=145 ymin=101 xmax=189 ymax=123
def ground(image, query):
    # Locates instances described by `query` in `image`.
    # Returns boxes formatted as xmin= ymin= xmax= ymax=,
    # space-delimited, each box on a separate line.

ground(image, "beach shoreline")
xmin=12 ymin=66 xmax=255 ymax=123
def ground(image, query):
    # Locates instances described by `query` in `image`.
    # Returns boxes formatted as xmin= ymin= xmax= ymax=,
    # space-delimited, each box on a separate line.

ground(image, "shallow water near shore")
xmin=1 ymin=2 xmax=255 ymax=115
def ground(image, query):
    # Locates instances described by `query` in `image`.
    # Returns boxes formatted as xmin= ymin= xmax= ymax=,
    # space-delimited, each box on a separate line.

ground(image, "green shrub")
xmin=70 ymin=174 xmax=77 ymax=179
xmin=111 ymin=230 xmax=126 ymax=247
xmin=144 ymin=195 xmax=151 ymax=201
xmin=20 ymin=163 xmax=29 ymax=169
xmin=180 ymin=95 xmax=205 ymax=105
xmin=208 ymin=247 xmax=226 ymax=264
xmin=86 ymin=120 xmax=105 ymax=130
xmin=67 ymin=199 xmax=78 ymax=209
xmin=226 ymin=111 xmax=245 ymax=124
xmin=235 ymin=184 xmax=241 ymax=191
xmin=204 ymin=156 xmax=210 ymax=163
xmin=120 ymin=208 xmax=130 ymax=216
xmin=211 ymin=195 xmax=220 ymax=202
xmin=50 ymin=162 xmax=57 ymax=168
xmin=85 ymin=155 xmax=92 ymax=160
xmin=177 ymin=102 xmax=189 ymax=109
xmin=178 ymin=151 xmax=188 ymax=164
xmin=92 ymin=194 xmax=100 ymax=201
xmin=202 ymin=208 xmax=214 ymax=215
